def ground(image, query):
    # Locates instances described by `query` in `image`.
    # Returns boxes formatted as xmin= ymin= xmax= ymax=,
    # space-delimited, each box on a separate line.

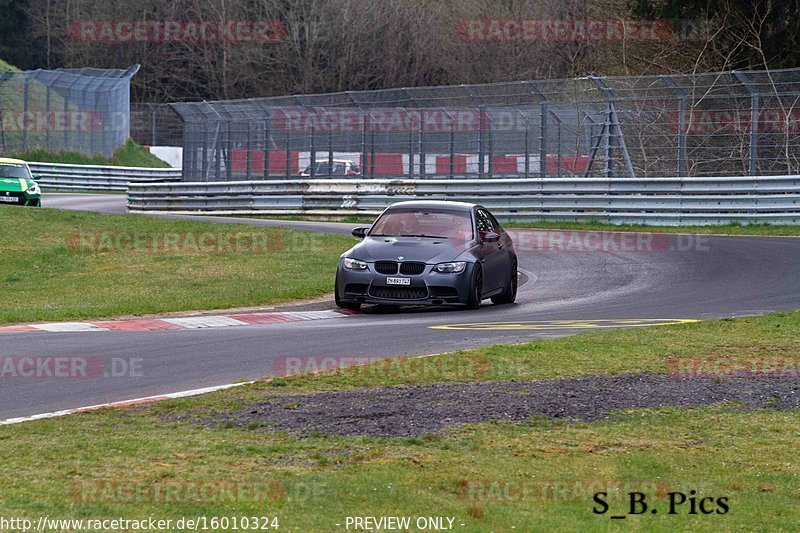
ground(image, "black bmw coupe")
xmin=335 ymin=201 xmax=517 ymax=310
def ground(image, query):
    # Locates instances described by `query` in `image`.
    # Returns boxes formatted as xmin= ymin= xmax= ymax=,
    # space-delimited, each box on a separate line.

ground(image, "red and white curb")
xmin=0 ymin=382 xmax=255 ymax=426
xmin=0 ymin=309 xmax=358 ymax=334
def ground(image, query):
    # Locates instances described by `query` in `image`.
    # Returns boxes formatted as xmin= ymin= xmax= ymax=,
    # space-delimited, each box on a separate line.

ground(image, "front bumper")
xmin=0 ymin=191 xmax=39 ymax=207
xmin=336 ymin=261 xmax=476 ymax=306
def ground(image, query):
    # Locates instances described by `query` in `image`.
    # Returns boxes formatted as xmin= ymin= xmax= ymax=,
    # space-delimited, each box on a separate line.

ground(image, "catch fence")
xmin=170 ymin=67 xmax=800 ymax=182
xmin=0 ymin=65 xmax=139 ymax=157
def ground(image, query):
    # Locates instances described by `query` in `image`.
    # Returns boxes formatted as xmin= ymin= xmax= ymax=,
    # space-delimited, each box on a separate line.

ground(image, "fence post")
xmin=226 ymin=121 xmax=233 ymax=181
xmin=588 ymin=74 xmax=636 ymax=178
xmin=419 ymin=120 xmax=426 ymax=178
xmin=263 ymin=116 xmax=271 ymax=180
xmin=440 ymin=108 xmax=456 ymax=178
xmin=733 ymin=71 xmax=760 ymax=176
xmin=661 ymin=75 xmax=687 ymax=177
xmin=45 ymin=84 xmax=52 ymax=151
xmin=149 ymin=103 xmax=157 ymax=146
xmin=326 ymin=110 xmax=334 ymax=175
xmin=402 ymin=90 xmax=421 ymax=178
xmin=522 ymin=81 xmax=547 ymax=179
xmin=463 ymin=85 xmax=487 ymax=178
xmin=285 ymin=128 xmax=291 ymax=179
xmin=523 ymin=110 xmax=530 ymax=178
xmin=549 ymin=110 xmax=563 ymax=178
xmin=22 ymin=77 xmax=30 ymax=151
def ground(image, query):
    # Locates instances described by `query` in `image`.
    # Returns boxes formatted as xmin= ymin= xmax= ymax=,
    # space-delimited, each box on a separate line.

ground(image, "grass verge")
xmin=1 ymin=312 xmax=798 ymax=531
xmin=0 ymin=207 xmax=352 ymax=325
xmin=11 ymin=139 xmax=171 ymax=168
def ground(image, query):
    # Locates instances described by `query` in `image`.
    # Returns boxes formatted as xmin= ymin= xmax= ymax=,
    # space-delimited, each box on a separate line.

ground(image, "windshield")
xmin=0 ymin=163 xmax=31 ymax=180
xmin=369 ymin=209 xmax=474 ymax=240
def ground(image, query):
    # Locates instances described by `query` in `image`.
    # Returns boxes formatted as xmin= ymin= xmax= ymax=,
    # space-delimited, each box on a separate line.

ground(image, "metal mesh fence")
xmin=0 ymin=65 xmax=138 ymax=157
xmin=131 ymin=103 xmax=184 ymax=147
xmin=171 ymin=67 xmax=800 ymax=181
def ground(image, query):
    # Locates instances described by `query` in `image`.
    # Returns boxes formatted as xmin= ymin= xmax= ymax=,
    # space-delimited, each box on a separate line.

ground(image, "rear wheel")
xmin=466 ymin=265 xmax=483 ymax=310
xmin=334 ymin=276 xmax=361 ymax=310
xmin=492 ymin=259 xmax=518 ymax=305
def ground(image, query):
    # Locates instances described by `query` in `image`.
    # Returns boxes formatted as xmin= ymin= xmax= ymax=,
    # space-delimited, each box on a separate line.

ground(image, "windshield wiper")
xmin=399 ymin=234 xmax=448 ymax=239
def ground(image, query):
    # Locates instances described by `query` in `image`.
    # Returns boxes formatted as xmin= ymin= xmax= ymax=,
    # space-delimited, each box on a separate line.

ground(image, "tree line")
xmin=0 ymin=0 xmax=796 ymax=102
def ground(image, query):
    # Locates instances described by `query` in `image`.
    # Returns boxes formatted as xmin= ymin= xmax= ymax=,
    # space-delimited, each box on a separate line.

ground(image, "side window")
xmin=476 ymin=210 xmax=495 ymax=234
xmin=487 ymin=212 xmax=503 ymax=233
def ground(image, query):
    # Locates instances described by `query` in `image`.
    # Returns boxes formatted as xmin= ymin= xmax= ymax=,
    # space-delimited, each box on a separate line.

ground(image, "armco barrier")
xmin=30 ymin=162 xmax=182 ymax=192
xmin=127 ymin=175 xmax=800 ymax=225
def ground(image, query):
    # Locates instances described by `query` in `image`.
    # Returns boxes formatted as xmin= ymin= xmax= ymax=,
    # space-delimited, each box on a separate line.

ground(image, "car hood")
xmin=348 ymin=236 xmax=475 ymax=264
xmin=0 ymin=178 xmax=29 ymax=192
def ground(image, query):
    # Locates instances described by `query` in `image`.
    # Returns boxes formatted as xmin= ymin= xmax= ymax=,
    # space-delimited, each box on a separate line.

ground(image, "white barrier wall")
xmin=146 ymin=146 xmax=183 ymax=168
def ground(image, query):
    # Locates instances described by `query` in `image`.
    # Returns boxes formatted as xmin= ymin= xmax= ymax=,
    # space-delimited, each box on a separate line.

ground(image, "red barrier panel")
xmin=545 ymin=155 xmax=589 ymax=174
xmin=435 ymin=155 xmax=468 ymax=174
xmin=231 ymin=150 xmax=300 ymax=175
xmin=491 ymin=155 xmax=519 ymax=173
xmin=361 ymin=153 xmax=405 ymax=175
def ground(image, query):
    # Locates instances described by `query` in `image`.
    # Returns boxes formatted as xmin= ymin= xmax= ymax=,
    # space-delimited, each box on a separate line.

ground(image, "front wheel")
xmin=492 ymin=259 xmax=518 ymax=305
xmin=334 ymin=276 xmax=361 ymax=310
xmin=465 ymin=264 xmax=483 ymax=310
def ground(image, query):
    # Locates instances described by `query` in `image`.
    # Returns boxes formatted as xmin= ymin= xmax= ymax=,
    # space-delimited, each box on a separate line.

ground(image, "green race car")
xmin=0 ymin=158 xmax=41 ymax=207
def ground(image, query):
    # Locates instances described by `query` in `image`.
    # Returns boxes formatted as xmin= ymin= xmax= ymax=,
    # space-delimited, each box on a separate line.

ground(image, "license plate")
xmin=0 ymin=196 xmax=19 ymax=203
xmin=386 ymin=277 xmax=411 ymax=286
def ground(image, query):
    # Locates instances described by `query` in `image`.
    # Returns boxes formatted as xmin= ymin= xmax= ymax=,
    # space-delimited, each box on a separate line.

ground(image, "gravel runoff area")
xmin=196 ymin=373 xmax=800 ymax=438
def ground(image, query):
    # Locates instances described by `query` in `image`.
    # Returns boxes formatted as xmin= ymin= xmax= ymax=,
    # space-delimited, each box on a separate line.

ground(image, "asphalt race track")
xmin=1 ymin=193 xmax=799 ymax=420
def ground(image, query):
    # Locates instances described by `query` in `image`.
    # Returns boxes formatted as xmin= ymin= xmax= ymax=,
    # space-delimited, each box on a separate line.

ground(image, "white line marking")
xmin=31 ymin=322 xmax=108 ymax=332
xmin=0 ymin=382 xmax=253 ymax=426
xmin=161 ymin=316 xmax=250 ymax=329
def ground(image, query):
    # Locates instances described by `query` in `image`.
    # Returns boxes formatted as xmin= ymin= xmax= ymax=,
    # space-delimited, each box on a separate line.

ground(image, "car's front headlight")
xmin=26 ymin=185 xmax=40 ymax=196
xmin=343 ymin=257 xmax=368 ymax=270
xmin=433 ymin=261 xmax=467 ymax=273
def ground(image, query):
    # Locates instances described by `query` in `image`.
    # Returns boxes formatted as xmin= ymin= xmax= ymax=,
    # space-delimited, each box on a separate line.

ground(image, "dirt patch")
xmin=195 ymin=373 xmax=800 ymax=438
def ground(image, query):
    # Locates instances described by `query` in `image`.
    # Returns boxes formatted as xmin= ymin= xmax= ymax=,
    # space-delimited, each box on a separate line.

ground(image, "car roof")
xmin=385 ymin=200 xmax=478 ymax=212
xmin=0 ymin=158 xmax=27 ymax=165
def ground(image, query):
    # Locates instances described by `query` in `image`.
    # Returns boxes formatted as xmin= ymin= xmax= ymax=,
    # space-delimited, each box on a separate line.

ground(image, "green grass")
xmin=10 ymin=139 xmax=170 ymax=168
xmin=249 ymin=312 xmax=800 ymax=390
xmin=1 ymin=313 xmax=798 ymax=530
xmin=0 ymin=208 xmax=353 ymax=324
xmin=0 ymin=58 xmax=20 ymax=71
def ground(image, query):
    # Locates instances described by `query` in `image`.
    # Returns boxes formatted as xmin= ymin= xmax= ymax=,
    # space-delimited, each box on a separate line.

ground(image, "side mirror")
xmin=32 ymin=174 xmax=41 ymax=180
xmin=352 ymin=227 xmax=368 ymax=239
xmin=483 ymin=232 xmax=500 ymax=243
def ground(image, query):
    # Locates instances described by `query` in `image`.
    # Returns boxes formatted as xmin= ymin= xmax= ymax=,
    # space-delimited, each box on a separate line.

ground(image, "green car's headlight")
xmin=343 ymin=257 xmax=368 ymax=270
xmin=26 ymin=185 xmax=41 ymax=196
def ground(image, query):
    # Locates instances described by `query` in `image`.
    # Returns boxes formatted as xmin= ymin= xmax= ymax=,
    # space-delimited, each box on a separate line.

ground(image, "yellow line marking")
xmin=429 ymin=318 xmax=699 ymax=331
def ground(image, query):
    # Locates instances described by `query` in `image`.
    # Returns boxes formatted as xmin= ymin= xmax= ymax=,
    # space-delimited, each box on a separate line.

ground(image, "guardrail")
xmin=127 ymin=175 xmax=800 ymax=225
xmin=31 ymin=162 xmax=182 ymax=192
